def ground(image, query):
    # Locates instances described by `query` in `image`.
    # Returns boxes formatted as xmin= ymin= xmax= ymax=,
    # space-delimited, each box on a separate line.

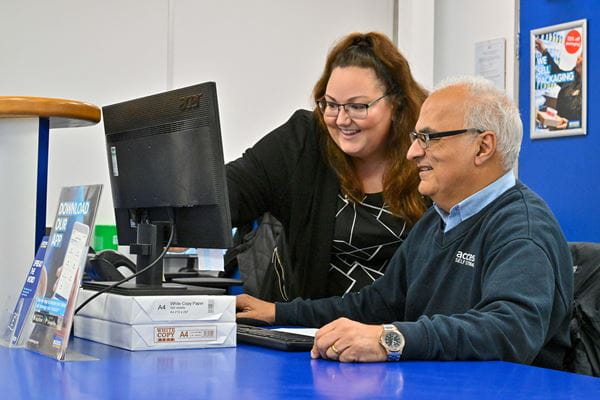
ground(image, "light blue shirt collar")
xmin=434 ymin=171 xmax=516 ymax=232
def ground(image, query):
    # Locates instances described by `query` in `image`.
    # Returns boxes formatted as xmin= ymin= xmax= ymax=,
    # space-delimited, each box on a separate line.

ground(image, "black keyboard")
xmin=237 ymin=324 xmax=314 ymax=352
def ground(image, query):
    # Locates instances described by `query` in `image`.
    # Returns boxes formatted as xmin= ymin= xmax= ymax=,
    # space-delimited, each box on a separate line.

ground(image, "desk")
xmin=1 ymin=338 xmax=599 ymax=399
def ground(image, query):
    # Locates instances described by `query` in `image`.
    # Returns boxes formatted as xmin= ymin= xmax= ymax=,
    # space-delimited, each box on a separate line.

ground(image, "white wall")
xmin=397 ymin=0 xmax=518 ymax=98
xmin=434 ymin=0 xmax=518 ymax=99
xmin=397 ymin=0 xmax=436 ymax=89
xmin=0 ymin=0 xmax=169 ymax=227
xmin=0 ymin=0 xmax=394 ymax=227
xmin=170 ymin=0 xmax=395 ymax=161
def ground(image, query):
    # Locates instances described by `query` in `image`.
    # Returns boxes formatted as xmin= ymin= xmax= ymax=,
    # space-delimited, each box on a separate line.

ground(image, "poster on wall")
xmin=530 ymin=19 xmax=586 ymax=139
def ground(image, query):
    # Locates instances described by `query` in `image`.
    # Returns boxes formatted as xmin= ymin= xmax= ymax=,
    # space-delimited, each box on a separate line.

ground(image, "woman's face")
xmin=323 ymin=66 xmax=394 ymax=164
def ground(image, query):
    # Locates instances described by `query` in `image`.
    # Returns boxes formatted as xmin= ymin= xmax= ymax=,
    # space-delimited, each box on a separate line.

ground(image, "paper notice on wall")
xmin=475 ymin=38 xmax=506 ymax=91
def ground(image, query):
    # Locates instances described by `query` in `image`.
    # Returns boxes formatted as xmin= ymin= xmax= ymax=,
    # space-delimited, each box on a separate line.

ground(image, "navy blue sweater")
xmin=276 ymin=182 xmax=573 ymax=369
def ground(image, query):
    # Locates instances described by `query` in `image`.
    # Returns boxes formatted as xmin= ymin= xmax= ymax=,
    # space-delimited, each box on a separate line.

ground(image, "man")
xmin=236 ymin=76 xmax=573 ymax=370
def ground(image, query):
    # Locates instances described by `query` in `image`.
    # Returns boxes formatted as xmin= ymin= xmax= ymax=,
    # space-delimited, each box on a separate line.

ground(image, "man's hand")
xmin=311 ymin=317 xmax=387 ymax=363
xmin=535 ymin=110 xmax=544 ymax=124
xmin=535 ymin=38 xmax=546 ymax=53
xmin=236 ymin=294 xmax=276 ymax=324
xmin=556 ymin=117 xmax=569 ymax=130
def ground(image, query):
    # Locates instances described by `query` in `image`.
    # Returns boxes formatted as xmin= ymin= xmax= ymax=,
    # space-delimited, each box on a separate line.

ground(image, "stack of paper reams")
xmin=74 ymin=289 xmax=236 ymax=350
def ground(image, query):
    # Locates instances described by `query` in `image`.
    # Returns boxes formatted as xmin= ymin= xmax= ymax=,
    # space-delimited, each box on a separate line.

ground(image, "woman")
xmin=227 ymin=32 xmax=427 ymax=300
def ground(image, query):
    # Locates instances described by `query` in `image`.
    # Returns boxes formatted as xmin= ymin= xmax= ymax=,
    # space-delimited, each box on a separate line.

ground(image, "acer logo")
xmin=179 ymin=94 xmax=203 ymax=110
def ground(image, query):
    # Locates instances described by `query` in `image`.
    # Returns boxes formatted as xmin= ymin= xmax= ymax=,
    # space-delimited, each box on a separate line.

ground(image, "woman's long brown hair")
xmin=312 ymin=32 xmax=428 ymax=226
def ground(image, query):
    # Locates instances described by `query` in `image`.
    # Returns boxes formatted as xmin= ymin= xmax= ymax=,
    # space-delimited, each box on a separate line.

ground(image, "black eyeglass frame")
xmin=316 ymin=94 xmax=389 ymax=119
xmin=409 ymin=128 xmax=486 ymax=148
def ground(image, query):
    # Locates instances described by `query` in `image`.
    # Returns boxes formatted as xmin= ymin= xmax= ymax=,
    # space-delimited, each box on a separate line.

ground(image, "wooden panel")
xmin=0 ymin=96 xmax=100 ymax=128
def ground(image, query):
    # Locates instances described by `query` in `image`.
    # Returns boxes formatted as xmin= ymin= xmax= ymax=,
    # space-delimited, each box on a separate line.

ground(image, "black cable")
xmin=74 ymin=220 xmax=175 ymax=315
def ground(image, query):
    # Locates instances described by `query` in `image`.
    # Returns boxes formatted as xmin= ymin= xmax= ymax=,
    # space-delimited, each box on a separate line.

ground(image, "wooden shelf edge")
xmin=0 ymin=96 xmax=101 ymax=128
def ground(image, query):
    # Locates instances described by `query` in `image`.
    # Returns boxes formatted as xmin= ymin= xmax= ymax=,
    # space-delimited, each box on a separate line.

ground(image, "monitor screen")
xmin=88 ymin=82 xmax=232 ymax=296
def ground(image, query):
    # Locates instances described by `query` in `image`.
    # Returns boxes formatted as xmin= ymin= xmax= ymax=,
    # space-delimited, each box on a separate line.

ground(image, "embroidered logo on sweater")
xmin=455 ymin=250 xmax=476 ymax=267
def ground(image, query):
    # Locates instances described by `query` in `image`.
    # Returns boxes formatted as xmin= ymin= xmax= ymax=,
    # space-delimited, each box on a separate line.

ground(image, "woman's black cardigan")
xmin=226 ymin=110 xmax=339 ymax=299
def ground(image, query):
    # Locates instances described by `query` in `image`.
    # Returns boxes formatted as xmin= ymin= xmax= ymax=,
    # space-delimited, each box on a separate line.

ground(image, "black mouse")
xmin=236 ymin=317 xmax=271 ymax=327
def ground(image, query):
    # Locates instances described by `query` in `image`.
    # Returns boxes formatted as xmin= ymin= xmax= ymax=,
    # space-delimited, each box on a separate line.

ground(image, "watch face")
xmin=384 ymin=331 xmax=403 ymax=352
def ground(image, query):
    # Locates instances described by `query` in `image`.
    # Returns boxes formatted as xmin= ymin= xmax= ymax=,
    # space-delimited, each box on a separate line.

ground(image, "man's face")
xmin=406 ymin=86 xmax=481 ymax=212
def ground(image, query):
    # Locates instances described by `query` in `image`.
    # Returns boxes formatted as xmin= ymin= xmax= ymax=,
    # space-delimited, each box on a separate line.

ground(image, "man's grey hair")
xmin=434 ymin=76 xmax=522 ymax=171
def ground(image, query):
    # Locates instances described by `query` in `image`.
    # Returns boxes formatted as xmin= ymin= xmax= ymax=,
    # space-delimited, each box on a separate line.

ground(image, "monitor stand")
xmin=83 ymin=221 xmax=226 ymax=296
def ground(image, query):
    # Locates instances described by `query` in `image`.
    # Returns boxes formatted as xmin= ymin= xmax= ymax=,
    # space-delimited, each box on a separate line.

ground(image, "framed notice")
xmin=530 ymin=19 xmax=586 ymax=139
xmin=475 ymin=38 xmax=506 ymax=91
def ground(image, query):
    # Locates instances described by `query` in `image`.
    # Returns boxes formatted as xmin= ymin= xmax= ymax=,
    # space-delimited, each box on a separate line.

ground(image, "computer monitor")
xmin=87 ymin=82 xmax=232 ymax=296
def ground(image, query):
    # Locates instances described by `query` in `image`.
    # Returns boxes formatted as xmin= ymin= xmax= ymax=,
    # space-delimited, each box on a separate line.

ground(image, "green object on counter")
xmin=93 ymin=224 xmax=118 ymax=251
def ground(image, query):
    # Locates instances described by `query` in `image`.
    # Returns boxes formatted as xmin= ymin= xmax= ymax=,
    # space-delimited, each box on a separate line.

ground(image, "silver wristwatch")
xmin=379 ymin=324 xmax=405 ymax=361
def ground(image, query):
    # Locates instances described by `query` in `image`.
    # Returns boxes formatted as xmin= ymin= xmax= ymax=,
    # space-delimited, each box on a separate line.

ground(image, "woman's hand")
xmin=236 ymin=294 xmax=276 ymax=324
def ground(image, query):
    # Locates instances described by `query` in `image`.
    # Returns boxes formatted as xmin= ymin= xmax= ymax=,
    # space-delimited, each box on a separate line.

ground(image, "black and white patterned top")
xmin=327 ymin=192 xmax=408 ymax=296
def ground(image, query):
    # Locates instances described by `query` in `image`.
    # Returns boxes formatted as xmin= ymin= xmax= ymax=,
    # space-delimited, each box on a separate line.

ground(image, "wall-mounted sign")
xmin=530 ymin=19 xmax=586 ymax=139
xmin=475 ymin=38 xmax=506 ymax=91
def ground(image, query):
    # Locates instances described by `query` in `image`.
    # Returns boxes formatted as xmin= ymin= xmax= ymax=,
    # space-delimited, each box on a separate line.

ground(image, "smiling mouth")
xmin=418 ymin=166 xmax=432 ymax=173
xmin=339 ymin=128 xmax=361 ymax=137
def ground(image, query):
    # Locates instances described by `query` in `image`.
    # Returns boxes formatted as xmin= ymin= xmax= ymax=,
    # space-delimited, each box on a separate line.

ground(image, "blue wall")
xmin=519 ymin=0 xmax=599 ymax=242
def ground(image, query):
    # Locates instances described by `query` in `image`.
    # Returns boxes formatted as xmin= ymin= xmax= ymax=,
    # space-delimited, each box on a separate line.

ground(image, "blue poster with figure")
xmin=531 ymin=19 xmax=586 ymax=139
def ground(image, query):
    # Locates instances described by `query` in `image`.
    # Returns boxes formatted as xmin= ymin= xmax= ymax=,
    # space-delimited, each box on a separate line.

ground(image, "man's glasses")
xmin=409 ymin=128 xmax=485 ymax=149
xmin=316 ymin=94 xmax=389 ymax=120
